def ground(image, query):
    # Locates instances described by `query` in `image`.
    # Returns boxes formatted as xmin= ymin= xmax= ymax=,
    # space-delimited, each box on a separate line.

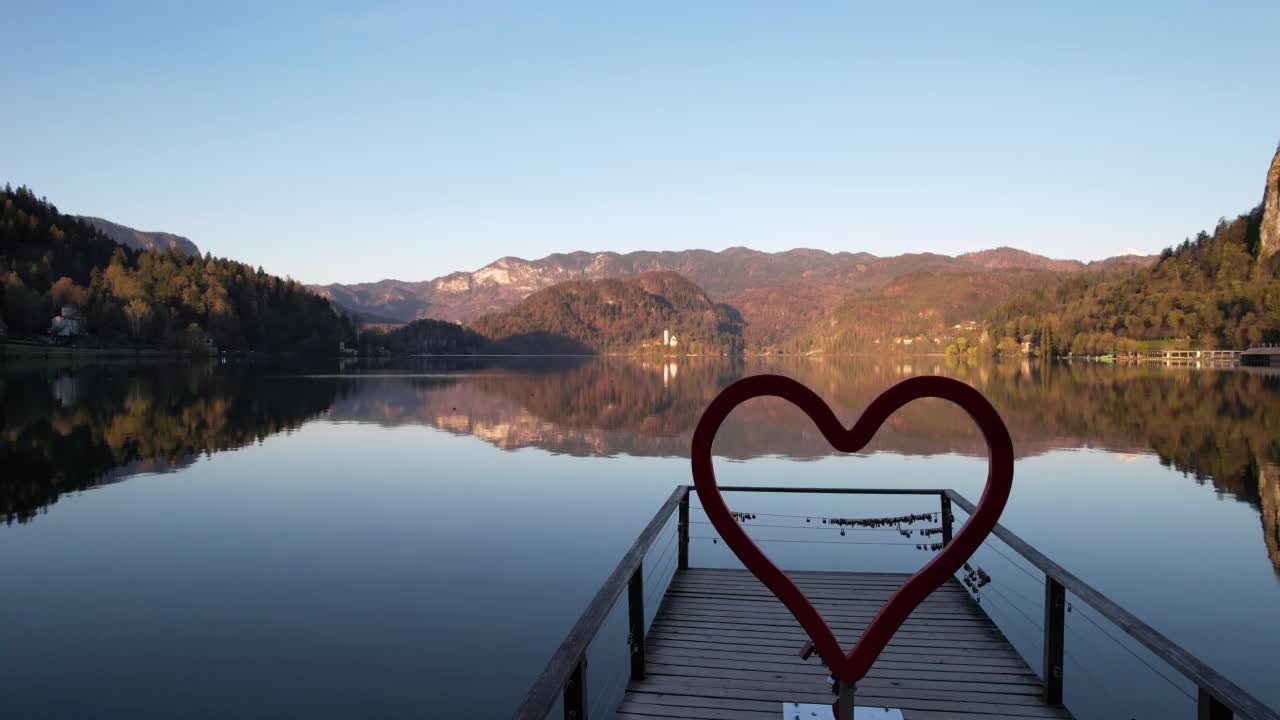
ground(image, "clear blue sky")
xmin=3 ymin=1 xmax=1278 ymax=285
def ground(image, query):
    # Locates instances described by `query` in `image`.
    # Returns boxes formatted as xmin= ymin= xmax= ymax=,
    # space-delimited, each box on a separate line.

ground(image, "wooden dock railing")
xmin=512 ymin=485 xmax=690 ymax=720
xmin=944 ymin=490 xmax=1279 ymax=720
xmin=512 ymin=486 xmax=1280 ymax=720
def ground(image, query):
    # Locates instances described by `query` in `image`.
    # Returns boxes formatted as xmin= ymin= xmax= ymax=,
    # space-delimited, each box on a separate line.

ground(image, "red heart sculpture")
xmin=691 ymin=374 xmax=1013 ymax=684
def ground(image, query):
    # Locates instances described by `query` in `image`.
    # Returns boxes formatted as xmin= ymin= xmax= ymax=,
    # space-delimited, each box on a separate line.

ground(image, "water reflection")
xmin=3 ymin=357 xmax=1280 ymax=573
xmin=0 ymin=361 xmax=341 ymax=523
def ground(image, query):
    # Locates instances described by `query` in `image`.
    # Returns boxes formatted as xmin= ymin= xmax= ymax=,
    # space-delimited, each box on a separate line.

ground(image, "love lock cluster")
xmin=823 ymin=512 xmax=935 ymax=528
xmin=962 ymin=562 xmax=991 ymax=597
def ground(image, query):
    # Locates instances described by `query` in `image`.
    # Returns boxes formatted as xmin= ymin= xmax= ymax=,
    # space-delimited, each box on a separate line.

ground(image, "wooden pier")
xmin=1241 ymin=345 xmax=1280 ymax=367
xmin=620 ymin=568 xmax=1067 ymax=719
xmin=1150 ymin=349 xmax=1242 ymax=361
xmin=514 ymin=487 xmax=1280 ymax=720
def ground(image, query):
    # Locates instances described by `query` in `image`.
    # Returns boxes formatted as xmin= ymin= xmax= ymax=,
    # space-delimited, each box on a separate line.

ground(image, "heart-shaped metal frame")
xmin=691 ymin=374 xmax=1013 ymax=683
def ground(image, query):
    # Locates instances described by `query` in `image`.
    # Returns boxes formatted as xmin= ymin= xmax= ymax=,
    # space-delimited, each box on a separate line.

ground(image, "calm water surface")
xmin=2 ymin=356 xmax=1278 ymax=719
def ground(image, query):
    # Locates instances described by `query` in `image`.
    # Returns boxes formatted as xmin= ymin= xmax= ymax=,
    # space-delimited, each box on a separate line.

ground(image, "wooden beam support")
xmin=563 ymin=658 xmax=587 ymax=720
xmin=1042 ymin=577 xmax=1065 ymax=705
xmin=1199 ymin=688 xmax=1233 ymax=720
xmin=628 ymin=563 xmax=646 ymax=682
xmin=940 ymin=494 xmax=953 ymax=546
xmin=678 ymin=491 xmax=690 ymax=571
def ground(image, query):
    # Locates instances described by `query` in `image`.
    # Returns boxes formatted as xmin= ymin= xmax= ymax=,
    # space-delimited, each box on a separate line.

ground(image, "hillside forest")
xmin=984 ymin=207 xmax=1280 ymax=356
xmin=1 ymin=185 xmax=352 ymax=353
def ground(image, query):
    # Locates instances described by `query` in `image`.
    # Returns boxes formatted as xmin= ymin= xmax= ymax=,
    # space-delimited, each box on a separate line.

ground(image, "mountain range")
xmin=310 ymin=247 xmax=1157 ymax=347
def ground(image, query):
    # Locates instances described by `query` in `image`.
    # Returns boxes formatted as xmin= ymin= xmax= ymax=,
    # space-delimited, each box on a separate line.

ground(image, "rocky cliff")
xmin=77 ymin=216 xmax=201 ymax=257
xmin=1261 ymin=143 xmax=1280 ymax=260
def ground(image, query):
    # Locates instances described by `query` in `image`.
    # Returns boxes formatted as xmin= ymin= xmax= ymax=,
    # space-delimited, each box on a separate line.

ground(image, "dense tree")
xmin=794 ymin=270 xmax=1060 ymax=353
xmin=0 ymin=185 xmax=353 ymax=352
xmin=360 ymin=318 xmax=484 ymax=355
xmin=985 ymin=206 xmax=1279 ymax=355
xmin=469 ymin=272 xmax=745 ymax=355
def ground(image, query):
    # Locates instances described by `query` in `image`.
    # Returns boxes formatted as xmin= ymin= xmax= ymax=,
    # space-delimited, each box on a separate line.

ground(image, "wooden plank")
xmin=648 ymin=627 xmax=1023 ymax=652
xmin=672 ymin=572 xmax=971 ymax=591
xmin=645 ymin=661 xmax=1041 ymax=687
xmin=661 ymin=595 xmax=987 ymax=620
xmin=679 ymin=568 xmax=965 ymax=584
xmin=659 ymin=605 xmax=992 ymax=628
xmin=663 ymin=593 xmax=985 ymax=614
xmin=648 ymin=620 xmax=1011 ymax=646
xmin=659 ymin=605 xmax=997 ymax=630
xmin=649 ymin=643 xmax=1031 ymax=670
xmin=662 ymin=591 xmax=982 ymax=616
xmin=651 ymin=608 xmax=999 ymax=633
xmin=663 ymin=587 xmax=974 ymax=609
xmin=650 ymin=625 xmax=1006 ymax=651
xmin=648 ymin=636 xmax=1027 ymax=664
xmin=668 ymin=578 xmax=974 ymax=599
xmin=648 ymin=654 xmax=1027 ymax=682
xmin=679 ymin=568 xmax=966 ymax=585
xmin=646 ymin=654 xmax=1040 ymax=684
xmin=631 ymin=678 xmax=1063 ymax=709
xmin=668 ymin=580 xmax=971 ymax=599
xmin=613 ymin=566 xmax=1074 ymax=720
xmin=621 ymin=688 xmax=1072 ymax=718
xmin=634 ymin=670 xmax=1044 ymax=698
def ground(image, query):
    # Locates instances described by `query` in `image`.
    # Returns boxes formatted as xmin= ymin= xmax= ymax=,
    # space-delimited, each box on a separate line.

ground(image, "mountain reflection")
xmin=3 ymin=357 xmax=1279 ymax=572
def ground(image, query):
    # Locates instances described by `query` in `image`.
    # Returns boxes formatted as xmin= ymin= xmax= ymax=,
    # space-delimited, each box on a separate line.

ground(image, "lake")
xmin=1 ymin=356 xmax=1277 ymax=719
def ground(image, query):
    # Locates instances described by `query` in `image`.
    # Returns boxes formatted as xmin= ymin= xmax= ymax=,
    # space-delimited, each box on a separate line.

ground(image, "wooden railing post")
xmin=512 ymin=487 xmax=686 ymax=720
xmin=563 ymin=657 xmax=587 ymax=720
xmin=940 ymin=493 xmax=953 ymax=546
xmin=1043 ymin=577 xmax=1065 ymax=705
xmin=678 ymin=490 xmax=690 ymax=570
xmin=1198 ymin=688 xmax=1232 ymax=720
xmin=628 ymin=563 xmax=646 ymax=682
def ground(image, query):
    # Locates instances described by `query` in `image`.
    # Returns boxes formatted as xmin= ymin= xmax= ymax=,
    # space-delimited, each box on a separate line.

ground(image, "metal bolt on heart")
xmin=691 ymin=375 xmax=1014 ymax=720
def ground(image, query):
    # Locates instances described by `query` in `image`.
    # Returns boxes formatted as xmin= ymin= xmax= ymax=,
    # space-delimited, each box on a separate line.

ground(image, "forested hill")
xmin=985 ymin=208 xmax=1280 ymax=355
xmin=361 ymin=317 xmax=484 ymax=355
xmin=1 ymin=185 xmax=352 ymax=352
xmin=790 ymin=269 xmax=1067 ymax=354
xmin=470 ymin=271 xmax=744 ymax=354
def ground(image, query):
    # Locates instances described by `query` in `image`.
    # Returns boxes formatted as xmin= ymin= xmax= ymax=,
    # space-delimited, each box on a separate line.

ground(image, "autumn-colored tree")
xmin=1 ymin=185 xmax=353 ymax=351
xmin=985 ymin=205 xmax=1279 ymax=354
